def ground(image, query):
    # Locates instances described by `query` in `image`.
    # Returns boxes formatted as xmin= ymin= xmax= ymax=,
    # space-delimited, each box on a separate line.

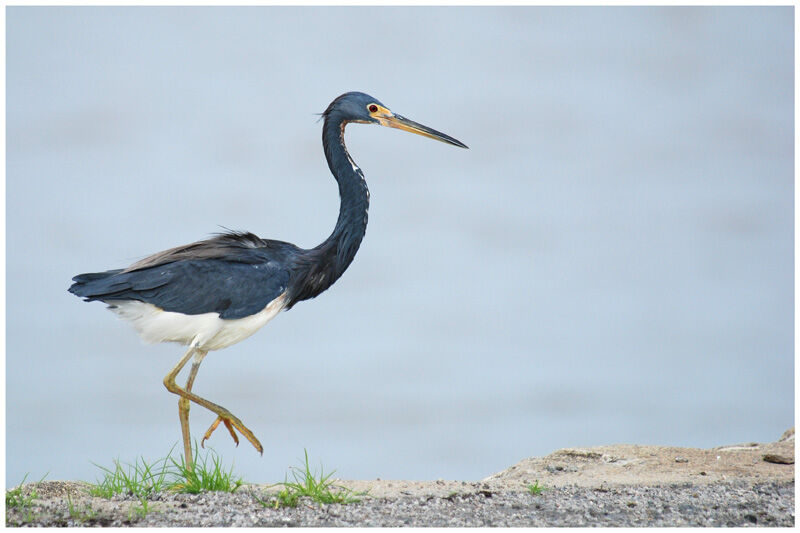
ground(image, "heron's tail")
xmin=68 ymin=270 xmax=125 ymax=301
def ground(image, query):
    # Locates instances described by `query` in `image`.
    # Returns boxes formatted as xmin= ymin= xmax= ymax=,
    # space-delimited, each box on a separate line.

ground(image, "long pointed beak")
xmin=378 ymin=113 xmax=468 ymax=149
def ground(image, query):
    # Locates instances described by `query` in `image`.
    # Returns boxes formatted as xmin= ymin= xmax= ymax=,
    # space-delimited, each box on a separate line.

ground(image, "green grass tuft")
xmin=168 ymin=443 xmax=243 ymax=494
xmin=6 ymin=473 xmax=33 ymax=510
xmin=262 ymin=449 xmax=365 ymax=508
xmin=6 ymin=473 xmax=47 ymax=525
xmin=66 ymin=493 xmax=98 ymax=523
xmin=88 ymin=443 xmax=243 ymax=521
xmin=527 ymin=480 xmax=546 ymax=496
xmin=88 ymin=452 xmax=172 ymax=499
xmin=89 ymin=442 xmax=243 ymax=500
xmin=127 ymin=499 xmax=150 ymax=521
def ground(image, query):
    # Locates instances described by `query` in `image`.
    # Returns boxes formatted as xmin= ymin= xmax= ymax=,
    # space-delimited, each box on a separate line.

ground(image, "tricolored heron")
xmin=68 ymin=92 xmax=467 ymax=469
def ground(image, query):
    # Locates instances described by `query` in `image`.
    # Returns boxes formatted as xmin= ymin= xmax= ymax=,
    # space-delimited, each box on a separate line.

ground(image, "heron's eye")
xmin=368 ymin=104 xmax=378 ymax=113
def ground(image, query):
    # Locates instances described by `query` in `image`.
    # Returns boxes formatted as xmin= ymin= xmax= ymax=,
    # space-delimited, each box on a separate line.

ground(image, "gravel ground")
xmin=5 ymin=480 xmax=794 ymax=527
xmin=7 ymin=432 xmax=794 ymax=527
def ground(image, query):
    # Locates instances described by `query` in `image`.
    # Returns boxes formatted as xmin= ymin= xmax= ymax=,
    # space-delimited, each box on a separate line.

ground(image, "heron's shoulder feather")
xmin=124 ymin=231 xmax=298 ymax=272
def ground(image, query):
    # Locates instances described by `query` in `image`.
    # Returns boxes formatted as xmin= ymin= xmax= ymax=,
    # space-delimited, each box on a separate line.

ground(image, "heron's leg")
xmin=177 ymin=349 xmax=208 ymax=471
xmin=164 ymin=345 xmax=198 ymax=468
xmin=163 ymin=346 xmax=264 ymax=456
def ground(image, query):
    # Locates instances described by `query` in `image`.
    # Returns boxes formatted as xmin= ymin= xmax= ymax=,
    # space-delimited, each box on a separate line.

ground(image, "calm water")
xmin=6 ymin=7 xmax=793 ymax=485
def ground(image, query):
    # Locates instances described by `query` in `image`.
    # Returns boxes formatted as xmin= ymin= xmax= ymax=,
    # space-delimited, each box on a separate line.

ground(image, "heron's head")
xmin=323 ymin=91 xmax=468 ymax=149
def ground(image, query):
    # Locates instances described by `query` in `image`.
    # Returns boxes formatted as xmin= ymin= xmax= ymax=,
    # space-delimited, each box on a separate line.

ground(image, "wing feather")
xmin=69 ymin=232 xmax=294 ymax=319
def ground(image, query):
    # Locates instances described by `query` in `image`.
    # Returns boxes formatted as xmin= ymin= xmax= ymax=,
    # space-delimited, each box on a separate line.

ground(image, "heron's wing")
xmin=70 ymin=258 xmax=290 ymax=320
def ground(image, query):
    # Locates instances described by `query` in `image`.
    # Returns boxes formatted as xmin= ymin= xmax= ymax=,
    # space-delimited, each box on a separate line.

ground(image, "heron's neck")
xmin=321 ymin=116 xmax=370 ymax=270
xmin=291 ymin=116 xmax=369 ymax=304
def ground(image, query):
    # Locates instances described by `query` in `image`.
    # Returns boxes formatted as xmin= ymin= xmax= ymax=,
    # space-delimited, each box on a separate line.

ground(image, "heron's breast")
xmin=107 ymin=293 xmax=288 ymax=351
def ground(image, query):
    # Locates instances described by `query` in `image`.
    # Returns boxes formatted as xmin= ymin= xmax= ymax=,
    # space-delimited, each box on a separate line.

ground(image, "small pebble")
xmin=763 ymin=453 xmax=794 ymax=465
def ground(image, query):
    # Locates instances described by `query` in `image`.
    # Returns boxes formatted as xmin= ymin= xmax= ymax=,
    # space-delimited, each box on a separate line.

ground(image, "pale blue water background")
xmin=6 ymin=7 xmax=793 ymax=485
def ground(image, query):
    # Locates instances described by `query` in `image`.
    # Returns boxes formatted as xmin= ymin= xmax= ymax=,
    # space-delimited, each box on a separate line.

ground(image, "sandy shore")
xmin=339 ymin=427 xmax=794 ymax=498
xmin=6 ymin=429 xmax=794 ymax=526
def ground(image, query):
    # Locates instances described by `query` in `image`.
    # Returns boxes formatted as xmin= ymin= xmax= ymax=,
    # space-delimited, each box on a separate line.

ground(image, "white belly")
xmin=106 ymin=294 xmax=287 ymax=351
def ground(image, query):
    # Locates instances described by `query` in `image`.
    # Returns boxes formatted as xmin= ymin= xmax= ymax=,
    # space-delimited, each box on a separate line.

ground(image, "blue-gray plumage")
xmin=71 ymin=233 xmax=293 ymax=319
xmin=68 ymin=91 xmax=467 ymax=470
